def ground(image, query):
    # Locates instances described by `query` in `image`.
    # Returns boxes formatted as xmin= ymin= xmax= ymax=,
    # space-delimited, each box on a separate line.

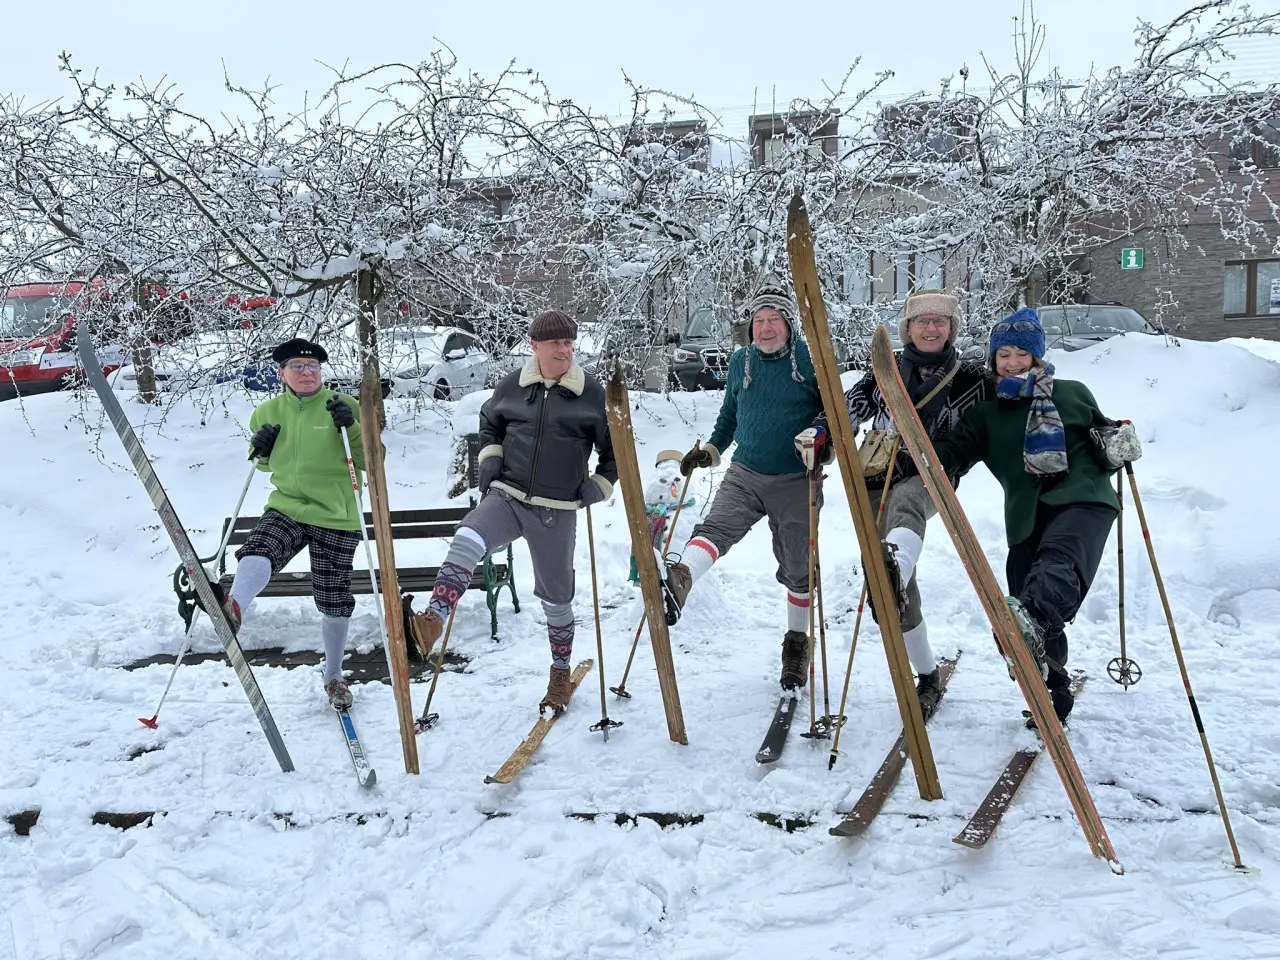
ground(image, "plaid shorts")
xmin=235 ymin=508 xmax=361 ymax=617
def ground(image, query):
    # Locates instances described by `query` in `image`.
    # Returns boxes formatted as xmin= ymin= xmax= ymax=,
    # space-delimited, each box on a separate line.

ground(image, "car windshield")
xmin=1041 ymin=305 xmax=1153 ymax=336
xmin=685 ymin=309 xmax=727 ymax=341
xmin=1 ymin=295 xmax=66 ymax=340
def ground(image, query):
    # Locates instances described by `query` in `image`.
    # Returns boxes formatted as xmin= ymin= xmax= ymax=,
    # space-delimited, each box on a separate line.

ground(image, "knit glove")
xmin=679 ymin=442 xmax=719 ymax=477
xmin=249 ymin=423 xmax=280 ymax=460
xmin=478 ymin=456 xmax=503 ymax=495
xmin=1090 ymin=420 xmax=1142 ymax=469
xmin=326 ymin=396 xmax=355 ymax=430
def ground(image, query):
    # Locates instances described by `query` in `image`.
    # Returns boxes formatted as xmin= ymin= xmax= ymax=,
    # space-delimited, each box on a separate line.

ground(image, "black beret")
xmin=272 ymin=338 xmax=329 ymax=364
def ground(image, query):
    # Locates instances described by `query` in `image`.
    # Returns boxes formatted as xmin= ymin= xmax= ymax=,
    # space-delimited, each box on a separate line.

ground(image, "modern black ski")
xmin=953 ymin=673 xmax=1088 ymax=849
xmin=756 ymin=693 xmax=799 ymax=764
xmin=337 ymin=707 xmax=376 ymax=788
xmin=830 ymin=654 xmax=960 ymax=838
xmin=76 ymin=325 xmax=294 ymax=773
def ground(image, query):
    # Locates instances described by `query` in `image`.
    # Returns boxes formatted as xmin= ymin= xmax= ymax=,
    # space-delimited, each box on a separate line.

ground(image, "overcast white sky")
xmin=4 ymin=0 xmax=1276 ymax=128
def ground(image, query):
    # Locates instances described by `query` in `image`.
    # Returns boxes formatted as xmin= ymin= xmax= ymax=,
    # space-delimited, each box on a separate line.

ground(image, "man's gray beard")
xmin=756 ymin=338 xmax=788 ymax=355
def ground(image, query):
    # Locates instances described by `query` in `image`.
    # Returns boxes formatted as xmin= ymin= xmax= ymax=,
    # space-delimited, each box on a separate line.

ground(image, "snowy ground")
xmin=3 ymin=333 xmax=1280 ymax=960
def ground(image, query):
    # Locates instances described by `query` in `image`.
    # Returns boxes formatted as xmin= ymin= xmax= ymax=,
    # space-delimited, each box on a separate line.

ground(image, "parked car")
xmin=1035 ymin=303 xmax=1164 ymax=351
xmin=1 ymin=283 xmax=127 ymax=400
xmin=670 ymin=308 xmax=734 ymax=391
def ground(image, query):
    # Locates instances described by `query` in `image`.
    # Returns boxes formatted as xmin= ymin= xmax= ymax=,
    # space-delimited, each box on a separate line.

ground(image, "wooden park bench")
xmin=174 ymin=435 xmax=519 ymax=642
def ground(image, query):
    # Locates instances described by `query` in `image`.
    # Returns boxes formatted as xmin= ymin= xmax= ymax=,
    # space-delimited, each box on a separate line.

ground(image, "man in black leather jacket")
xmin=405 ymin=310 xmax=617 ymax=714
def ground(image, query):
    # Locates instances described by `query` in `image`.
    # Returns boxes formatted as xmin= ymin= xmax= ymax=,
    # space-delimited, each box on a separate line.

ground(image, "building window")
xmin=1224 ymin=258 xmax=1280 ymax=317
xmin=843 ymin=252 xmax=871 ymax=304
xmin=889 ymin=251 xmax=946 ymax=298
xmin=1230 ymin=119 xmax=1280 ymax=169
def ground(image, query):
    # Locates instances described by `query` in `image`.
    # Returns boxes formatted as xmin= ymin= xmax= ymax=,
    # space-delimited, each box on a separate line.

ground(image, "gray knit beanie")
xmin=743 ymin=273 xmax=804 ymax=388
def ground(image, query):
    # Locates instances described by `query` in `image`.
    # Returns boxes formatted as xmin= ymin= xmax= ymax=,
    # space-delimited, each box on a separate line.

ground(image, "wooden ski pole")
xmin=1125 ymin=462 xmax=1243 ymax=869
xmin=829 ymin=440 xmax=900 ymax=769
xmin=609 ymin=464 xmax=695 ymax=699
xmin=141 ymin=460 xmax=258 ymax=729
xmin=414 ymin=602 xmax=458 ymax=733
xmin=804 ymin=470 xmax=821 ymax=738
xmin=815 ymin=521 xmax=832 ymax=724
xmin=1107 ymin=470 xmax=1141 ymax=688
xmin=585 ymin=481 xmax=622 ymax=739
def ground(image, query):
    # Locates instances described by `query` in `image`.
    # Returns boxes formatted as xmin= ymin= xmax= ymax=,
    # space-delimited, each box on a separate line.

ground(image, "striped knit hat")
xmin=744 ymin=273 xmax=804 ymax=388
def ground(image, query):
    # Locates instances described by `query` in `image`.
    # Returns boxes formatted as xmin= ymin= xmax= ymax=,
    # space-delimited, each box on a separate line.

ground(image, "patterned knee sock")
xmin=543 ymin=600 xmax=575 ymax=670
xmin=428 ymin=527 xmax=487 ymax=621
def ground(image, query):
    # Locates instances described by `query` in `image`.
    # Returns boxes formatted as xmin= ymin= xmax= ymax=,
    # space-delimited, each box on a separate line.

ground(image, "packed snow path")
xmin=3 ymin=336 xmax=1279 ymax=959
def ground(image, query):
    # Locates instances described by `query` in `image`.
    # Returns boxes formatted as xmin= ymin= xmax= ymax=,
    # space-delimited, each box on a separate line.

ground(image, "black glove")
xmin=679 ymin=442 xmax=717 ymax=477
xmin=478 ymin=456 xmax=503 ymax=495
xmin=327 ymin=396 xmax=355 ymax=429
xmin=578 ymin=477 xmax=609 ymax=508
xmin=249 ymin=423 xmax=280 ymax=460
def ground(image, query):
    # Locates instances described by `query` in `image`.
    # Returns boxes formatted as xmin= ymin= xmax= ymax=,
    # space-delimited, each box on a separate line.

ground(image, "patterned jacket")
xmin=844 ymin=354 xmax=992 ymax=487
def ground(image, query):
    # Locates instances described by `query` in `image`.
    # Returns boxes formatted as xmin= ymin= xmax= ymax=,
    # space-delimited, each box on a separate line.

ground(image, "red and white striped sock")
xmin=786 ymin=590 xmax=811 ymax=633
xmin=683 ymin=537 xmax=718 ymax=583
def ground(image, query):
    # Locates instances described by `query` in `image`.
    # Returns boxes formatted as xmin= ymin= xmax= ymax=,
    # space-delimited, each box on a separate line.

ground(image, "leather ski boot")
xmin=539 ymin=666 xmax=573 ymax=715
xmin=780 ymin=630 xmax=810 ymax=691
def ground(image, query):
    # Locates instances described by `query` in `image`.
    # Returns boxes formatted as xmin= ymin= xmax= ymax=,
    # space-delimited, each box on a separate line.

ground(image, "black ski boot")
xmin=1025 ymin=686 xmax=1075 ymax=730
xmin=664 ymin=561 xmax=693 ymax=625
xmin=780 ymin=630 xmax=809 ymax=690
xmin=915 ymin=668 xmax=942 ymax=721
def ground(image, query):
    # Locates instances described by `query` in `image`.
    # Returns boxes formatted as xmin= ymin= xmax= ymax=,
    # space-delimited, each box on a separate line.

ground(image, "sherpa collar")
xmin=519 ymin=354 xmax=585 ymax=395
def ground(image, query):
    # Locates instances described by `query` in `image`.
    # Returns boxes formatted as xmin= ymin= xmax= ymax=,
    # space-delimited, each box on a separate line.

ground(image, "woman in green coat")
xmin=932 ymin=308 xmax=1120 ymax=724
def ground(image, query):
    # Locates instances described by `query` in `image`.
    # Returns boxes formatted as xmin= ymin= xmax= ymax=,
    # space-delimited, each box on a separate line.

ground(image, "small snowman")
xmin=629 ymin=449 xmax=697 ymax=584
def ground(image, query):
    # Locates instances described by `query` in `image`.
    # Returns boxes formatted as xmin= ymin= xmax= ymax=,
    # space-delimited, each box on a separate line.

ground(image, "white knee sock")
xmin=786 ymin=590 xmax=810 ymax=632
xmin=902 ymin=622 xmax=936 ymax=675
xmin=321 ymin=614 xmax=350 ymax=682
xmin=886 ymin=528 xmax=924 ymax=584
xmin=682 ymin=537 xmax=718 ymax=583
xmin=229 ymin=555 xmax=273 ymax=616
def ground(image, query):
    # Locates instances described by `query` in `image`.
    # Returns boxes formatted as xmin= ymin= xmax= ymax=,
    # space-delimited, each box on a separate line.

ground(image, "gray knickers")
xmin=872 ymin=474 xmax=937 ymax=631
xmin=459 ymin=488 xmax=577 ymax=605
xmin=688 ymin=461 xmax=820 ymax=594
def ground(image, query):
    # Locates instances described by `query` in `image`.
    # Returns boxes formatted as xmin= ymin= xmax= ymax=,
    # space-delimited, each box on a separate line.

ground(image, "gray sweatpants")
xmin=689 ymin=462 xmax=819 ymax=594
xmin=459 ymin=489 xmax=577 ymax=605
xmin=871 ymin=474 xmax=936 ymax=632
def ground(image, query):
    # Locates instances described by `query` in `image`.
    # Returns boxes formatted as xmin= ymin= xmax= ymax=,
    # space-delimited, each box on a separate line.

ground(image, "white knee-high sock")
xmin=786 ymin=590 xmax=810 ymax=632
xmin=229 ymin=555 xmax=272 ymax=616
xmin=902 ymin=622 xmax=936 ymax=675
xmin=682 ymin=537 xmax=718 ymax=583
xmin=321 ymin=614 xmax=350 ymax=682
xmin=886 ymin=528 xmax=924 ymax=584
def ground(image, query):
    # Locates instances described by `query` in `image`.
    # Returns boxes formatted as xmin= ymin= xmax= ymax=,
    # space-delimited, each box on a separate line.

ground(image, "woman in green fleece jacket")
xmin=222 ymin=337 xmax=365 ymax=710
xmin=932 ymin=309 xmax=1120 ymax=725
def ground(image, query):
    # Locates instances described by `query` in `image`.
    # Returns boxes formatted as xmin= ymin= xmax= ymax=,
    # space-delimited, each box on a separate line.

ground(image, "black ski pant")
xmin=1005 ymin=502 xmax=1117 ymax=693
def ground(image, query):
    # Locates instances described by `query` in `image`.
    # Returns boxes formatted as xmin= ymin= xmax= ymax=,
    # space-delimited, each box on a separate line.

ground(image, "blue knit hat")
xmin=989 ymin=307 xmax=1046 ymax=360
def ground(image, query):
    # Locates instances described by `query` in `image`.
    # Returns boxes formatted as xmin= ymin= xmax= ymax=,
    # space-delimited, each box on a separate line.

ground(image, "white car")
xmin=385 ymin=327 xmax=490 ymax=400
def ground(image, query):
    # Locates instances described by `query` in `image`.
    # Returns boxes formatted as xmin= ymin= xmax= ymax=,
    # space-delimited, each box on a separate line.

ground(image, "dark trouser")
xmin=1006 ymin=502 xmax=1117 ymax=693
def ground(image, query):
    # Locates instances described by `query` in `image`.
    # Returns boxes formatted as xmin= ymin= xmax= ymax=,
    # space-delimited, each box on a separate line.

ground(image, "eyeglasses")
xmin=910 ymin=317 xmax=950 ymax=329
xmin=284 ymin=360 xmax=321 ymax=374
xmin=992 ymin=320 xmax=1041 ymax=334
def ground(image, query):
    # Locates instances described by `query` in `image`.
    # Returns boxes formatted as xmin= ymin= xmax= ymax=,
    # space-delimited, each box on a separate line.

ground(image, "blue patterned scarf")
xmin=996 ymin=364 xmax=1067 ymax=476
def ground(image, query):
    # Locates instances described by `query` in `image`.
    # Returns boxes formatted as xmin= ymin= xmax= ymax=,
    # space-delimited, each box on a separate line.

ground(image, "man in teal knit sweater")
xmin=666 ymin=275 xmax=827 ymax=690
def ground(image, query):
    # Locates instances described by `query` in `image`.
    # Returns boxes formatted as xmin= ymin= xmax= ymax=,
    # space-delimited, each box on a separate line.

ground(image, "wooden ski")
xmin=604 ymin=364 xmax=688 ymax=745
xmin=954 ymin=675 xmax=1088 ymax=848
xmin=830 ymin=655 xmax=960 ymax=838
xmin=484 ymin=660 xmax=593 ymax=784
xmin=358 ymin=315 xmax=419 ymax=776
xmin=870 ymin=326 xmax=1119 ymax=870
xmin=786 ymin=193 xmax=941 ymax=801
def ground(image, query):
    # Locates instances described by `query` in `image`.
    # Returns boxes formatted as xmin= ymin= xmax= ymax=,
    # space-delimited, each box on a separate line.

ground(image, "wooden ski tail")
xmin=604 ymin=365 xmax=687 ymax=745
xmin=786 ymin=193 xmax=941 ymax=802
xmin=869 ymin=326 xmax=1119 ymax=870
xmin=484 ymin=660 xmax=593 ymax=784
